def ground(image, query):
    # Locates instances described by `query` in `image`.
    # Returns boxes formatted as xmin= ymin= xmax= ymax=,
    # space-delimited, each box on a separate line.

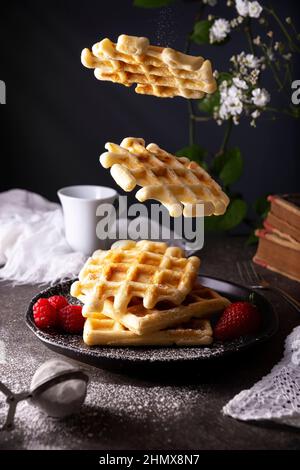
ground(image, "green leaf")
xmin=133 ymin=0 xmax=175 ymax=7
xmin=217 ymin=72 xmax=232 ymax=84
xmin=218 ymin=199 xmax=247 ymax=231
xmin=198 ymin=90 xmax=220 ymax=114
xmin=219 ymin=148 xmax=243 ymax=186
xmin=205 ymin=199 xmax=247 ymax=232
xmin=204 ymin=214 xmax=220 ymax=232
xmin=253 ymin=196 xmax=270 ymax=218
xmin=176 ymin=144 xmax=208 ymax=164
xmin=212 ymin=148 xmax=243 ymax=183
xmin=191 ymin=20 xmax=212 ymax=45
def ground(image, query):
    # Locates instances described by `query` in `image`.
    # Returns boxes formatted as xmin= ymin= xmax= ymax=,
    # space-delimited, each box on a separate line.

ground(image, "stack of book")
xmin=254 ymin=194 xmax=300 ymax=282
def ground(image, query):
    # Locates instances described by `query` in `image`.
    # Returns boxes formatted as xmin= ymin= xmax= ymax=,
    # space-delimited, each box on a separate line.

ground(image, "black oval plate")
xmin=25 ymin=276 xmax=278 ymax=371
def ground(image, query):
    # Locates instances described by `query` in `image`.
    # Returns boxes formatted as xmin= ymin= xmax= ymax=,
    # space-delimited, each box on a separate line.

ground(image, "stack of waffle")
xmin=71 ymin=240 xmax=230 ymax=347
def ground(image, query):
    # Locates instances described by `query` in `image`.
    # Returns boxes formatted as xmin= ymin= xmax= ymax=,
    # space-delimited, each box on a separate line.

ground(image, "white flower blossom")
xmin=251 ymin=110 xmax=261 ymax=119
xmin=235 ymin=0 xmax=249 ymax=17
xmin=244 ymin=53 xmax=261 ymax=68
xmin=250 ymin=110 xmax=260 ymax=127
xmin=209 ymin=18 xmax=231 ymax=43
xmin=248 ymin=1 xmax=263 ymax=18
xmin=249 ymin=69 xmax=260 ymax=85
xmin=235 ymin=0 xmax=262 ymax=18
xmin=252 ymin=88 xmax=270 ymax=107
xmin=274 ymin=41 xmax=283 ymax=51
xmin=233 ymin=77 xmax=248 ymax=89
xmin=234 ymin=52 xmax=261 ymax=69
xmin=219 ymin=82 xmax=244 ymax=120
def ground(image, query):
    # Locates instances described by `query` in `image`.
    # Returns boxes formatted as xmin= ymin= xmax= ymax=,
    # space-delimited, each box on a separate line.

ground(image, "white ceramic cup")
xmin=58 ymin=185 xmax=118 ymax=255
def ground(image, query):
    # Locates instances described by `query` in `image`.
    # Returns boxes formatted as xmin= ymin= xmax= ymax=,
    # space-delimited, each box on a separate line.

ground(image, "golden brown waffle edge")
xmin=81 ymin=34 xmax=217 ymax=99
xmin=99 ymin=137 xmax=230 ymax=217
xmin=83 ymin=316 xmax=213 ymax=346
xmin=84 ymin=284 xmax=230 ymax=335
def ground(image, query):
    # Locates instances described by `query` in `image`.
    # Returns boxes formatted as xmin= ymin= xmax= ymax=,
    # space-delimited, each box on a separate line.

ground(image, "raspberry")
xmin=58 ymin=305 xmax=85 ymax=334
xmin=214 ymin=301 xmax=261 ymax=341
xmin=33 ymin=298 xmax=57 ymax=330
xmin=48 ymin=295 xmax=68 ymax=311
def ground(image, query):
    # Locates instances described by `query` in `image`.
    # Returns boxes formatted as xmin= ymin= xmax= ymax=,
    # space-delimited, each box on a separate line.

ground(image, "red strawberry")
xmin=214 ymin=301 xmax=261 ymax=341
xmin=48 ymin=295 xmax=68 ymax=311
xmin=58 ymin=305 xmax=85 ymax=334
xmin=33 ymin=298 xmax=57 ymax=330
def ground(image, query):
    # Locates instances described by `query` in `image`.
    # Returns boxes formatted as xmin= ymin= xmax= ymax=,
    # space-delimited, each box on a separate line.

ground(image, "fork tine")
xmin=236 ymin=261 xmax=246 ymax=284
xmin=242 ymin=261 xmax=253 ymax=284
xmin=249 ymin=261 xmax=261 ymax=282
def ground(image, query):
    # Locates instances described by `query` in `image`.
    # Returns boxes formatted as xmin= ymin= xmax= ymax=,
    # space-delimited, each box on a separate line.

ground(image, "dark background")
xmin=0 ymin=0 xmax=299 ymax=204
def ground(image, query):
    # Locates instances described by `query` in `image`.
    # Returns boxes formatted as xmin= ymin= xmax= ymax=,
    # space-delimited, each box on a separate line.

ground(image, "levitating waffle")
xmin=100 ymin=137 xmax=229 ymax=217
xmin=83 ymin=316 xmax=213 ymax=346
xmin=81 ymin=34 xmax=217 ymax=99
xmin=85 ymin=284 xmax=230 ymax=336
xmin=71 ymin=240 xmax=200 ymax=316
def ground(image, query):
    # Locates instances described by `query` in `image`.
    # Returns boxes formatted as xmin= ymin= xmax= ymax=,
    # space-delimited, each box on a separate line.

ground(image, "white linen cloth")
xmin=223 ymin=325 xmax=300 ymax=428
xmin=0 ymin=189 xmax=190 ymax=284
xmin=0 ymin=189 xmax=86 ymax=284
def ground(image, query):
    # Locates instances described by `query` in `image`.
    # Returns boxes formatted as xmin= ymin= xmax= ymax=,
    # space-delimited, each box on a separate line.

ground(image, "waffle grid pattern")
xmin=100 ymin=137 xmax=229 ymax=217
xmin=81 ymin=34 xmax=217 ymax=99
xmin=98 ymin=284 xmax=231 ymax=335
xmin=71 ymin=240 xmax=200 ymax=316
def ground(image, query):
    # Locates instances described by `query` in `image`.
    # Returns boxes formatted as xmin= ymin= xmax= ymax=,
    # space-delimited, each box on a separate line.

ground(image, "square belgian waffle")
xmin=84 ymin=284 xmax=230 ymax=336
xmin=100 ymin=137 xmax=229 ymax=217
xmin=83 ymin=316 xmax=213 ymax=346
xmin=71 ymin=240 xmax=200 ymax=316
xmin=81 ymin=34 xmax=217 ymax=99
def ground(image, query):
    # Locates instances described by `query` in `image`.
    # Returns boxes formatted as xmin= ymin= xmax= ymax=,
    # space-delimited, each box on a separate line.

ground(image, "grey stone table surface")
xmin=1 ymin=235 xmax=300 ymax=450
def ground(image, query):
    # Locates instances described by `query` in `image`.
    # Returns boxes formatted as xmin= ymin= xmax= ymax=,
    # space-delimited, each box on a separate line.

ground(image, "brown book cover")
xmin=254 ymin=228 xmax=300 ymax=283
xmin=268 ymin=194 xmax=300 ymax=230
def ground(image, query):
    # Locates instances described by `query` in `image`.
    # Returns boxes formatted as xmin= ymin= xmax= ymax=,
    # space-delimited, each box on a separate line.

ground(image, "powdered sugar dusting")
xmin=0 ymin=362 xmax=208 ymax=449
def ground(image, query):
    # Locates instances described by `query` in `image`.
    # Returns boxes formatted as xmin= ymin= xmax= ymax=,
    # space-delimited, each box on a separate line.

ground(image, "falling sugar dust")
xmin=155 ymin=7 xmax=176 ymax=47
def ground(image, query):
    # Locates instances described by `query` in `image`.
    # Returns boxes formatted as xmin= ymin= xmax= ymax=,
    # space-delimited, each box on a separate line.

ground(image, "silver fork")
xmin=237 ymin=261 xmax=300 ymax=312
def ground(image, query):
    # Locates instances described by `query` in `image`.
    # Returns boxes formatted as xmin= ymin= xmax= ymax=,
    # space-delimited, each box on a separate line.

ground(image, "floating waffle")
xmin=71 ymin=240 xmax=200 ymax=316
xmin=85 ymin=284 xmax=230 ymax=335
xmin=81 ymin=34 xmax=217 ymax=99
xmin=100 ymin=137 xmax=229 ymax=217
xmin=83 ymin=316 xmax=213 ymax=346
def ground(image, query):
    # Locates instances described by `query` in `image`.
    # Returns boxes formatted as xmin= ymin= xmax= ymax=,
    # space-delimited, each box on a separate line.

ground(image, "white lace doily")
xmin=223 ymin=326 xmax=300 ymax=428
